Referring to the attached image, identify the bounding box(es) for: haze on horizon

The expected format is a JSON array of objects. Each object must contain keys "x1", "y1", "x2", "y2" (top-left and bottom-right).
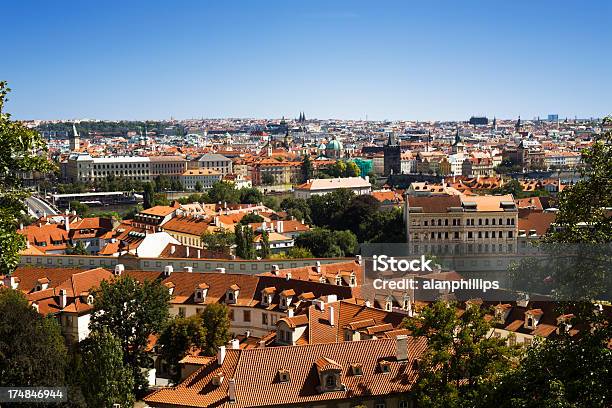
[{"x1": 2, "y1": 0, "x2": 611, "y2": 121}]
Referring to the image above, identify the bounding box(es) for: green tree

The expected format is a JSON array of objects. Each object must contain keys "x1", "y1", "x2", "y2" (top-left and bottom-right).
[
  {"x1": 294, "y1": 228, "x2": 357, "y2": 257},
  {"x1": 143, "y1": 183, "x2": 155, "y2": 209},
  {"x1": 261, "y1": 173, "x2": 275, "y2": 185},
  {"x1": 403, "y1": 301, "x2": 515, "y2": 408},
  {"x1": 200, "y1": 304, "x2": 231, "y2": 356},
  {"x1": 301, "y1": 154, "x2": 313, "y2": 182},
  {"x1": 259, "y1": 229, "x2": 271, "y2": 259},
  {"x1": 239, "y1": 187, "x2": 263, "y2": 204},
  {"x1": 69, "y1": 201, "x2": 89, "y2": 217},
  {"x1": 280, "y1": 197, "x2": 311, "y2": 223},
  {"x1": 307, "y1": 189, "x2": 355, "y2": 228},
  {"x1": 154, "y1": 175, "x2": 172, "y2": 192},
  {"x1": 209, "y1": 181, "x2": 240, "y2": 204},
  {"x1": 79, "y1": 329, "x2": 135, "y2": 408},
  {"x1": 158, "y1": 315, "x2": 207, "y2": 384},
  {"x1": 90, "y1": 275, "x2": 170, "y2": 395},
  {"x1": 234, "y1": 224, "x2": 255, "y2": 259},
  {"x1": 0, "y1": 288, "x2": 67, "y2": 388},
  {"x1": 345, "y1": 161, "x2": 361, "y2": 177},
  {"x1": 66, "y1": 240, "x2": 88, "y2": 255},
  {"x1": 0, "y1": 82, "x2": 55, "y2": 274},
  {"x1": 497, "y1": 119, "x2": 612, "y2": 408},
  {"x1": 194, "y1": 181, "x2": 203, "y2": 192},
  {"x1": 239, "y1": 213, "x2": 264, "y2": 225},
  {"x1": 286, "y1": 246, "x2": 314, "y2": 258},
  {"x1": 201, "y1": 228, "x2": 235, "y2": 254}
]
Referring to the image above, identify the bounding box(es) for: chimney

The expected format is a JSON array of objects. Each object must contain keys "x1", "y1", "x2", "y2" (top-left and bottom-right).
[
  {"x1": 301, "y1": 219, "x2": 305, "y2": 225},
  {"x1": 272, "y1": 264, "x2": 280, "y2": 275},
  {"x1": 32, "y1": 302, "x2": 39, "y2": 313},
  {"x1": 258, "y1": 339, "x2": 266, "y2": 348},
  {"x1": 65, "y1": 216, "x2": 70, "y2": 232},
  {"x1": 164, "y1": 265, "x2": 173, "y2": 276},
  {"x1": 355, "y1": 254, "x2": 362, "y2": 265},
  {"x1": 277, "y1": 221, "x2": 283, "y2": 233},
  {"x1": 316, "y1": 261, "x2": 321, "y2": 274},
  {"x1": 170, "y1": 245, "x2": 176, "y2": 255},
  {"x1": 10, "y1": 276, "x2": 19, "y2": 290},
  {"x1": 261, "y1": 221, "x2": 267, "y2": 231},
  {"x1": 58, "y1": 289, "x2": 67, "y2": 309},
  {"x1": 228, "y1": 378, "x2": 236, "y2": 403},
  {"x1": 287, "y1": 308, "x2": 294, "y2": 317},
  {"x1": 217, "y1": 345, "x2": 226, "y2": 365},
  {"x1": 329, "y1": 305, "x2": 335, "y2": 326},
  {"x1": 186, "y1": 246, "x2": 190, "y2": 257},
  {"x1": 216, "y1": 267, "x2": 226, "y2": 274},
  {"x1": 365, "y1": 299, "x2": 371, "y2": 307},
  {"x1": 245, "y1": 330, "x2": 251, "y2": 338},
  {"x1": 184, "y1": 266, "x2": 193, "y2": 273},
  {"x1": 396, "y1": 334, "x2": 408, "y2": 361},
  {"x1": 285, "y1": 272, "x2": 292, "y2": 281},
  {"x1": 19, "y1": 223, "x2": 24, "y2": 230},
  {"x1": 228, "y1": 338, "x2": 240, "y2": 350},
  {"x1": 197, "y1": 249, "x2": 201, "y2": 258},
  {"x1": 114, "y1": 264, "x2": 125, "y2": 276}
]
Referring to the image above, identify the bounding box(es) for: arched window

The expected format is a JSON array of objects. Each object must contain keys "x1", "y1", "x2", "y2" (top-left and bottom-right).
[{"x1": 325, "y1": 374, "x2": 337, "y2": 388}]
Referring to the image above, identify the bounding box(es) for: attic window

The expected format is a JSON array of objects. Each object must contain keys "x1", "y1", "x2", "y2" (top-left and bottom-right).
[
  {"x1": 87, "y1": 295, "x2": 94, "y2": 305},
  {"x1": 350, "y1": 363, "x2": 363, "y2": 376},
  {"x1": 212, "y1": 372, "x2": 224, "y2": 386},
  {"x1": 335, "y1": 275, "x2": 342, "y2": 285},
  {"x1": 278, "y1": 369, "x2": 290, "y2": 383},
  {"x1": 379, "y1": 360, "x2": 391, "y2": 373}
]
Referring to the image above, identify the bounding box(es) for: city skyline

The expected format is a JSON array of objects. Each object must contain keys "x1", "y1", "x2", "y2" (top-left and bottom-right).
[{"x1": 3, "y1": 0, "x2": 611, "y2": 121}]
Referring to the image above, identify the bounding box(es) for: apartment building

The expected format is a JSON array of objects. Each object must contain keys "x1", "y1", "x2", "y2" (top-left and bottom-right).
[
  {"x1": 405, "y1": 194, "x2": 518, "y2": 255},
  {"x1": 63, "y1": 153, "x2": 187, "y2": 183},
  {"x1": 180, "y1": 168, "x2": 223, "y2": 190},
  {"x1": 195, "y1": 153, "x2": 233, "y2": 175}
]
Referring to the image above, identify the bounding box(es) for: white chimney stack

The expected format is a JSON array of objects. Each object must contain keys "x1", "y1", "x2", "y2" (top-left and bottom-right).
[
  {"x1": 329, "y1": 305, "x2": 335, "y2": 326},
  {"x1": 228, "y1": 338, "x2": 240, "y2": 350},
  {"x1": 184, "y1": 266, "x2": 193, "y2": 272},
  {"x1": 272, "y1": 264, "x2": 280, "y2": 275},
  {"x1": 197, "y1": 249, "x2": 201, "y2": 258},
  {"x1": 170, "y1": 245, "x2": 176, "y2": 255},
  {"x1": 186, "y1": 246, "x2": 190, "y2": 257},
  {"x1": 355, "y1": 254, "x2": 362, "y2": 265},
  {"x1": 396, "y1": 334, "x2": 408, "y2": 361},
  {"x1": 216, "y1": 267, "x2": 226, "y2": 274},
  {"x1": 64, "y1": 216, "x2": 70, "y2": 232},
  {"x1": 114, "y1": 264, "x2": 125, "y2": 276},
  {"x1": 58, "y1": 289, "x2": 67, "y2": 309},
  {"x1": 277, "y1": 221, "x2": 283, "y2": 233},
  {"x1": 287, "y1": 308, "x2": 294, "y2": 317},
  {"x1": 316, "y1": 261, "x2": 321, "y2": 274},
  {"x1": 217, "y1": 345, "x2": 226, "y2": 365},
  {"x1": 164, "y1": 265, "x2": 173, "y2": 276}
]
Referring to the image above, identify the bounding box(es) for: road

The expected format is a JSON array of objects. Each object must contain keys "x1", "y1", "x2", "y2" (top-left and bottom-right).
[{"x1": 25, "y1": 196, "x2": 58, "y2": 218}]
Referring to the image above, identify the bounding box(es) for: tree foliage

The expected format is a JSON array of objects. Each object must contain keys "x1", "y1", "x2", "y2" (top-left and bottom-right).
[
  {"x1": 294, "y1": 228, "x2": 358, "y2": 257},
  {"x1": 0, "y1": 288, "x2": 67, "y2": 388},
  {"x1": 78, "y1": 329, "x2": 135, "y2": 408},
  {"x1": 158, "y1": 315, "x2": 207, "y2": 384},
  {"x1": 403, "y1": 301, "x2": 515, "y2": 408},
  {"x1": 0, "y1": 82, "x2": 55, "y2": 274},
  {"x1": 200, "y1": 304, "x2": 231, "y2": 356},
  {"x1": 89, "y1": 275, "x2": 170, "y2": 395},
  {"x1": 234, "y1": 224, "x2": 256, "y2": 259},
  {"x1": 201, "y1": 228, "x2": 235, "y2": 254}
]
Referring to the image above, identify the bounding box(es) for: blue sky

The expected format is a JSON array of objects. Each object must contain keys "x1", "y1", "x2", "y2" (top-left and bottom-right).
[{"x1": 2, "y1": 0, "x2": 610, "y2": 120}]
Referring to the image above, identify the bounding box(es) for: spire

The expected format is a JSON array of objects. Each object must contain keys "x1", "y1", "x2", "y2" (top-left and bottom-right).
[
  {"x1": 516, "y1": 115, "x2": 522, "y2": 131},
  {"x1": 493, "y1": 116, "x2": 497, "y2": 131}
]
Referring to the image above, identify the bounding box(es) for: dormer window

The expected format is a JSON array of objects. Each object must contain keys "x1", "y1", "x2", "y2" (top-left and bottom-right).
[
  {"x1": 279, "y1": 289, "x2": 295, "y2": 310},
  {"x1": 261, "y1": 287, "x2": 276, "y2": 306},
  {"x1": 335, "y1": 275, "x2": 342, "y2": 286},
  {"x1": 350, "y1": 363, "x2": 363, "y2": 376},
  {"x1": 315, "y1": 357, "x2": 344, "y2": 393},
  {"x1": 195, "y1": 283, "x2": 209, "y2": 303},
  {"x1": 385, "y1": 296, "x2": 393, "y2": 312},
  {"x1": 278, "y1": 369, "x2": 290, "y2": 383},
  {"x1": 349, "y1": 273, "x2": 357, "y2": 287},
  {"x1": 164, "y1": 282, "x2": 175, "y2": 296},
  {"x1": 379, "y1": 360, "x2": 392, "y2": 374},
  {"x1": 87, "y1": 295, "x2": 94, "y2": 305},
  {"x1": 319, "y1": 276, "x2": 326, "y2": 284},
  {"x1": 226, "y1": 284, "x2": 239, "y2": 304},
  {"x1": 525, "y1": 309, "x2": 543, "y2": 329},
  {"x1": 212, "y1": 372, "x2": 224, "y2": 386}
]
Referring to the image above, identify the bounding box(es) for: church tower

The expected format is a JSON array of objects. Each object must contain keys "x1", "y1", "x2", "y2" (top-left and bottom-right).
[
  {"x1": 451, "y1": 128, "x2": 465, "y2": 155},
  {"x1": 70, "y1": 123, "x2": 80, "y2": 152}
]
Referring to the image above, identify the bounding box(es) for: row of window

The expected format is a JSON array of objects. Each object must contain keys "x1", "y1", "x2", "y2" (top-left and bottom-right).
[{"x1": 418, "y1": 217, "x2": 516, "y2": 227}]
